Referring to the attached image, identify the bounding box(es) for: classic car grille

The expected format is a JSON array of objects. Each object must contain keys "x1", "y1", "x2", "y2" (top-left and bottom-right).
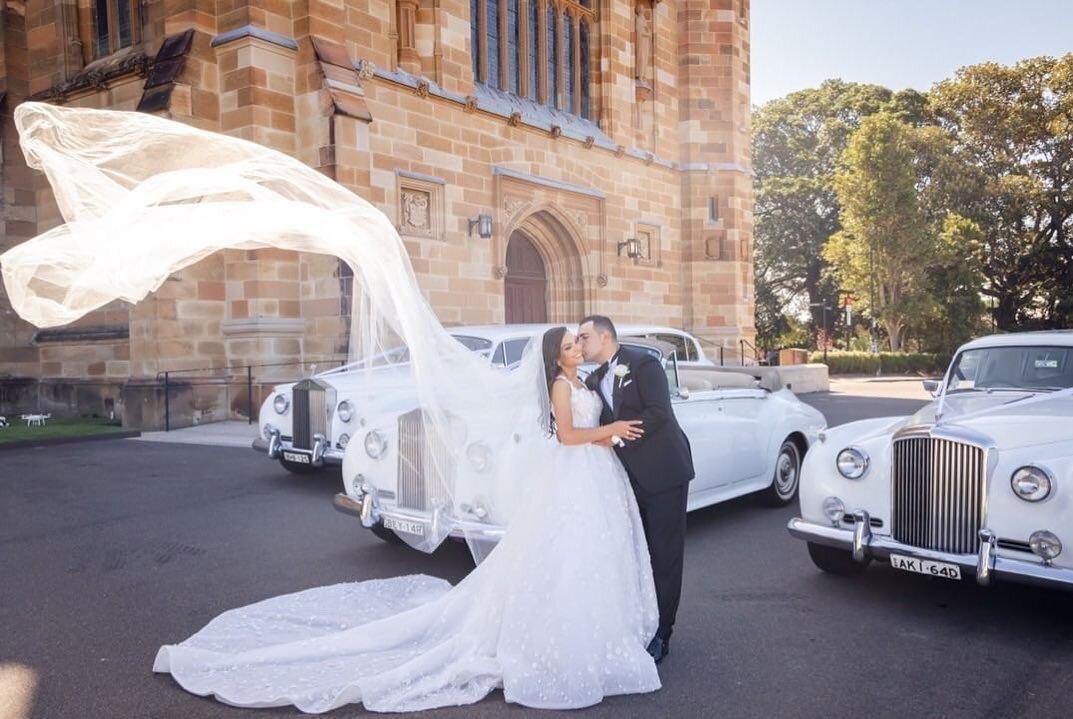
[
  {"x1": 892, "y1": 436, "x2": 986, "y2": 554},
  {"x1": 397, "y1": 410, "x2": 454, "y2": 512},
  {"x1": 292, "y1": 383, "x2": 328, "y2": 450}
]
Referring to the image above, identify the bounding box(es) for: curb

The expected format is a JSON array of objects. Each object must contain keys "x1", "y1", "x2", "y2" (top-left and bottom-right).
[{"x1": 0, "y1": 430, "x2": 142, "y2": 451}]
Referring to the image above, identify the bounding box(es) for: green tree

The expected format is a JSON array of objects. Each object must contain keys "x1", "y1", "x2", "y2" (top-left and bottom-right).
[
  {"x1": 752, "y1": 80, "x2": 895, "y2": 346},
  {"x1": 914, "y1": 214, "x2": 988, "y2": 352},
  {"x1": 930, "y1": 55, "x2": 1073, "y2": 329},
  {"x1": 825, "y1": 113, "x2": 932, "y2": 351}
]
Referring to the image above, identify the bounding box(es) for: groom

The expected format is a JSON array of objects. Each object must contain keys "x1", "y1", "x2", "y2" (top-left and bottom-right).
[{"x1": 578, "y1": 315, "x2": 694, "y2": 664}]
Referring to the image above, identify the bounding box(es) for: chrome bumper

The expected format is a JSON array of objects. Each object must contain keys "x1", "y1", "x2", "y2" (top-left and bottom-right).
[
  {"x1": 332, "y1": 491, "x2": 506, "y2": 541},
  {"x1": 252, "y1": 429, "x2": 343, "y2": 466},
  {"x1": 788, "y1": 511, "x2": 1073, "y2": 592}
]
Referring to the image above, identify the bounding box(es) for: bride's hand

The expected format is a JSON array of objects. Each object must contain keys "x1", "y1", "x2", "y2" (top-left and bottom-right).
[{"x1": 610, "y1": 419, "x2": 644, "y2": 442}]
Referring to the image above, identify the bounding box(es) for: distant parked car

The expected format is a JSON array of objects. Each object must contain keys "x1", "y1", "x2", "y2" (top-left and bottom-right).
[{"x1": 788, "y1": 330, "x2": 1073, "y2": 592}]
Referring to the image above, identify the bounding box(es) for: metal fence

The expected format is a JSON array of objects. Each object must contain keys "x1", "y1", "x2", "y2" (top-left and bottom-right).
[{"x1": 157, "y1": 357, "x2": 348, "y2": 431}]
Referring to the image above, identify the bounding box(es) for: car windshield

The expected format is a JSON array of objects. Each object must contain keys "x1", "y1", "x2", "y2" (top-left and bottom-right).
[{"x1": 946, "y1": 345, "x2": 1073, "y2": 393}]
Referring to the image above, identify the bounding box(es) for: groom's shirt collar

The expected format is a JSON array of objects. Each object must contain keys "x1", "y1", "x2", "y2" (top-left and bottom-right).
[{"x1": 599, "y1": 348, "x2": 620, "y2": 409}]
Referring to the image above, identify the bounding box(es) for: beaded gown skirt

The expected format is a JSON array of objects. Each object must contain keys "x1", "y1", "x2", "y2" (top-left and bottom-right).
[{"x1": 153, "y1": 383, "x2": 660, "y2": 713}]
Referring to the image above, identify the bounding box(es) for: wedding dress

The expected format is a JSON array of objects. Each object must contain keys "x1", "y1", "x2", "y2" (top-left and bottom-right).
[{"x1": 153, "y1": 378, "x2": 660, "y2": 713}]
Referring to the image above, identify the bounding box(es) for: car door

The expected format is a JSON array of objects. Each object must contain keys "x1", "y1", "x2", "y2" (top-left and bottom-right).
[
  {"x1": 714, "y1": 387, "x2": 768, "y2": 482},
  {"x1": 663, "y1": 353, "x2": 736, "y2": 493}
]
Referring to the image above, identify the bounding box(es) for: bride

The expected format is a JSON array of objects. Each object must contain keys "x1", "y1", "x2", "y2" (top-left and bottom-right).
[
  {"x1": 152, "y1": 327, "x2": 660, "y2": 712},
  {"x1": 1, "y1": 103, "x2": 663, "y2": 713}
]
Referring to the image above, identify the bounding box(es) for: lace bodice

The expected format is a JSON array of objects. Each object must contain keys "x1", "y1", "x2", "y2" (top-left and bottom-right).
[{"x1": 554, "y1": 377, "x2": 604, "y2": 429}]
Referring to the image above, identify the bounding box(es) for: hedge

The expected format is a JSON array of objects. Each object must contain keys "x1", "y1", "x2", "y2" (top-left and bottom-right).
[{"x1": 807, "y1": 351, "x2": 950, "y2": 375}]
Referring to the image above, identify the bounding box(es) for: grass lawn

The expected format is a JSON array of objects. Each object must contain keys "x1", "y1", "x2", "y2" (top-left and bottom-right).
[{"x1": 0, "y1": 416, "x2": 130, "y2": 444}]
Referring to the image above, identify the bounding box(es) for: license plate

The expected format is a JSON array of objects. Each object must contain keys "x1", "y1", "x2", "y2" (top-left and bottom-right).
[
  {"x1": 890, "y1": 554, "x2": 962, "y2": 580},
  {"x1": 383, "y1": 516, "x2": 425, "y2": 537},
  {"x1": 282, "y1": 451, "x2": 310, "y2": 464}
]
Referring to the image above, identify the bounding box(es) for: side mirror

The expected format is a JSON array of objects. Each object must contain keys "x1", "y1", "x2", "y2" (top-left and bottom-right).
[
  {"x1": 675, "y1": 387, "x2": 690, "y2": 400},
  {"x1": 922, "y1": 379, "x2": 940, "y2": 396}
]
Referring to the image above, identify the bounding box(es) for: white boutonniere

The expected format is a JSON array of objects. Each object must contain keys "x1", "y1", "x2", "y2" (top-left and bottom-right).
[{"x1": 614, "y1": 364, "x2": 631, "y2": 390}]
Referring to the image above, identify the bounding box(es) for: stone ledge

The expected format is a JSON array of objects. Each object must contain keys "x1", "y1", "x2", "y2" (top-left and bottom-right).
[
  {"x1": 493, "y1": 167, "x2": 606, "y2": 199},
  {"x1": 34, "y1": 326, "x2": 130, "y2": 343},
  {"x1": 211, "y1": 25, "x2": 299, "y2": 51},
  {"x1": 221, "y1": 318, "x2": 306, "y2": 337}
]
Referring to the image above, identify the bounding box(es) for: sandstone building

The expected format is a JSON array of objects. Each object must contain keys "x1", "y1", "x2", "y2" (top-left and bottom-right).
[{"x1": 0, "y1": 0, "x2": 754, "y2": 428}]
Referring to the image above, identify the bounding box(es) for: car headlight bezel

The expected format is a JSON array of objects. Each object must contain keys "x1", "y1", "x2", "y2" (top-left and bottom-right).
[
  {"x1": 1029, "y1": 530, "x2": 1062, "y2": 560},
  {"x1": 836, "y1": 446, "x2": 869, "y2": 480},
  {"x1": 466, "y1": 441, "x2": 493, "y2": 473},
  {"x1": 364, "y1": 430, "x2": 388, "y2": 459},
  {"x1": 822, "y1": 496, "x2": 845, "y2": 524},
  {"x1": 273, "y1": 394, "x2": 289, "y2": 415},
  {"x1": 337, "y1": 400, "x2": 354, "y2": 423},
  {"x1": 1010, "y1": 465, "x2": 1053, "y2": 503}
]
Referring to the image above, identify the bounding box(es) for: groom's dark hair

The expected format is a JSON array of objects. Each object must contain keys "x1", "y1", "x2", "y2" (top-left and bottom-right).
[{"x1": 580, "y1": 314, "x2": 617, "y2": 340}]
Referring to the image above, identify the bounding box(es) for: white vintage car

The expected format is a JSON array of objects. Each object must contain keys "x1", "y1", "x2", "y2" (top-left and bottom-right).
[
  {"x1": 334, "y1": 337, "x2": 826, "y2": 548},
  {"x1": 252, "y1": 324, "x2": 715, "y2": 474},
  {"x1": 789, "y1": 330, "x2": 1073, "y2": 592}
]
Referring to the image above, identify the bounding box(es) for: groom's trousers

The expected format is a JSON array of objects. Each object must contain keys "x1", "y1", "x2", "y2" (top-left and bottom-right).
[{"x1": 634, "y1": 483, "x2": 689, "y2": 641}]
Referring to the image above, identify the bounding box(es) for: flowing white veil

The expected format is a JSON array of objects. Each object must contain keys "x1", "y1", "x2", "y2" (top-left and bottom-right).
[{"x1": 1, "y1": 102, "x2": 560, "y2": 556}]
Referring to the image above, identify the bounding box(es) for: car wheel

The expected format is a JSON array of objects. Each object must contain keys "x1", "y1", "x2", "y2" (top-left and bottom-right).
[
  {"x1": 760, "y1": 438, "x2": 801, "y2": 507},
  {"x1": 278, "y1": 457, "x2": 321, "y2": 475},
  {"x1": 370, "y1": 522, "x2": 405, "y2": 545},
  {"x1": 807, "y1": 542, "x2": 869, "y2": 575}
]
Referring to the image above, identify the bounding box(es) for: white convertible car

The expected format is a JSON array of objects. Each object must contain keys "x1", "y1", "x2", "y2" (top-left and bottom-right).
[
  {"x1": 333, "y1": 337, "x2": 826, "y2": 548},
  {"x1": 252, "y1": 324, "x2": 714, "y2": 474},
  {"x1": 789, "y1": 330, "x2": 1073, "y2": 592}
]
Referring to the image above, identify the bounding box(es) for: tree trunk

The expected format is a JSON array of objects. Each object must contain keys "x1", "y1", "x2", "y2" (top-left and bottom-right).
[{"x1": 886, "y1": 322, "x2": 904, "y2": 352}]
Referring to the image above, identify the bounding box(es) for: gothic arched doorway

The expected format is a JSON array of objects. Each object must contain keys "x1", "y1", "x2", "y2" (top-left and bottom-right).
[{"x1": 504, "y1": 232, "x2": 548, "y2": 323}]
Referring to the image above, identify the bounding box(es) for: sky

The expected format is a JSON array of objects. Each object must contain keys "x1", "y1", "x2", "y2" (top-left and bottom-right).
[{"x1": 751, "y1": 0, "x2": 1073, "y2": 107}]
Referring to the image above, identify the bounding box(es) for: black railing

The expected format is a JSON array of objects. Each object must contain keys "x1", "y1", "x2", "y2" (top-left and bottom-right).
[
  {"x1": 739, "y1": 338, "x2": 759, "y2": 367},
  {"x1": 156, "y1": 358, "x2": 347, "y2": 432}
]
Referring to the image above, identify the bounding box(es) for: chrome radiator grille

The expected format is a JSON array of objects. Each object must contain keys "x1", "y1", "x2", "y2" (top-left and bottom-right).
[
  {"x1": 892, "y1": 436, "x2": 986, "y2": 554},
  {"x1": 292, "y1": 382, "x2": 328, "y2": 450},
  {"x1": 397, "y1": 410, "x2": 454, "y2": 512}
]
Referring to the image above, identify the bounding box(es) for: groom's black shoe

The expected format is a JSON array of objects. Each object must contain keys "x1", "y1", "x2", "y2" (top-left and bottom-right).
[{"x1": 646, "y1": 637, "x2": 669, "y2": 664}]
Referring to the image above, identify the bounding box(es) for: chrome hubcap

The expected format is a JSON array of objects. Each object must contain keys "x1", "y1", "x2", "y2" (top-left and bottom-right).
[{"x1": 776, "y1": 448, "x2": 798, "y2": 495}]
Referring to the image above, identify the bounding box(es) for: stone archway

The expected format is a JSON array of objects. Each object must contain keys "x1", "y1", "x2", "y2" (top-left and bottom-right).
[{"x1": 503, "y1": 209, "x2": 585, "y2": 323}]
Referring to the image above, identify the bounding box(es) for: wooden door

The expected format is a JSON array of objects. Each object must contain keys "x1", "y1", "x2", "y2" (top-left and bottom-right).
[{"x1": 504, "y1": 233, "x2": 548, "y2": 323}]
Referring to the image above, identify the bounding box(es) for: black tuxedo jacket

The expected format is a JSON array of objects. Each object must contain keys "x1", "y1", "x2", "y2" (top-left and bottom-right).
[{"x1": 585, "y1": 345, "x2": 694, "y2": 496}]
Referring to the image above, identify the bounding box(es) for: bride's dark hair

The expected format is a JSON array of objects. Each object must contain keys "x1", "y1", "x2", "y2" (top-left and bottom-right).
[{"x1": 541, "y1": 326, "x2": 568, "y2": 430}]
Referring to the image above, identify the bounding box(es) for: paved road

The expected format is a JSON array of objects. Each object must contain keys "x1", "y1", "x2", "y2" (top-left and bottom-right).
[{"x1": 2, "y1": 392, "x2": 1071, "y2": 719}]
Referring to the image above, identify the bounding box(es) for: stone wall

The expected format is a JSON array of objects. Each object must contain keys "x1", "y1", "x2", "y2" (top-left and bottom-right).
[{"x1": 0, "y1": 0, "x2": 755, "y2": 430}]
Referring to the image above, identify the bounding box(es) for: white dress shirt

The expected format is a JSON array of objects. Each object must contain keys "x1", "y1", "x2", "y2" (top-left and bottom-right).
[{"x1": 599, "y1": 355, "x2": 618, "y2": 412}]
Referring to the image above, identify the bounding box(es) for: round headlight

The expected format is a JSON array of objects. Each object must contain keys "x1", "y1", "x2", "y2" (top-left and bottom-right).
[
  {"x1": 337, "y1": 433, "x2": 350, "y2": 449},
  {"x1": 262, "y1": 423, "x2": 276, "y2": 440},
  {"x1": 836, "y1": 447, "x2": 869, "y2": 479},
  {"x1": 466, "y1": 442, "x2": 493, "y2": 473},
  {"x1": 1011, "y1": 466, "x2": 1053, "y2": 502},
  {"x1": 273, "y1": 394, "x2": 289, "y2": 415},
  {"x1": 337, "y1": 400, "x2": 354, "y2": 423},
  {"x1": 822, "y1": 496, "x2": 845, "y2": 524},
  {"x1": 364, "y1": 430, "x2": 387, "y2": 459},
  {"x1": 1029, "y1": 530, "x2": 1062, "y2": 560}
]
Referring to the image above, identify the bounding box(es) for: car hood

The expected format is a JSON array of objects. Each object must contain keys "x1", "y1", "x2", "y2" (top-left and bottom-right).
[
  {"x1": 905, "y1": 391, "x2": 1073, "y2": 450},
  {"x1": 273, "y1": 364, "x2": 416, "y2": 396}
]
